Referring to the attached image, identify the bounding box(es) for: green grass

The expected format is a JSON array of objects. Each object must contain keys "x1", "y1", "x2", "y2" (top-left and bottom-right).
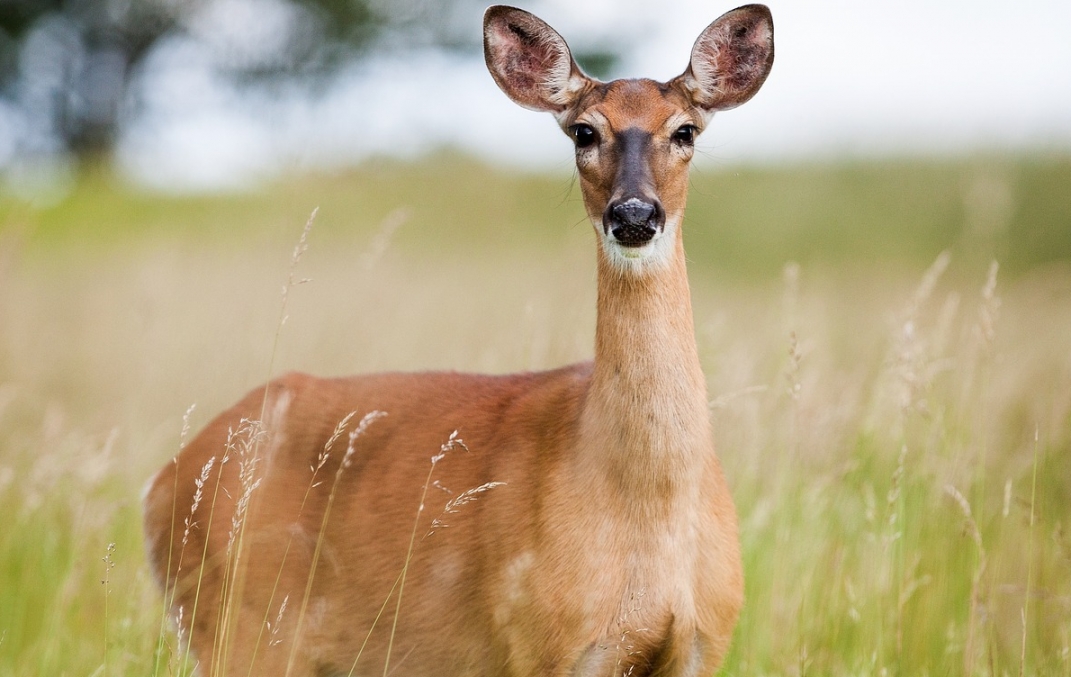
[
  {"x1": 0, "y1": 154, "x2": 1069, "y2": 675},
  {"x1": 13, "y1": 153, "x2": 1071, "y2": 276}
]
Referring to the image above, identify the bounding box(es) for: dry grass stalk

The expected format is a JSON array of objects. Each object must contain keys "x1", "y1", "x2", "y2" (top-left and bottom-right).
[
  {"x1": 945, "y1": 483, "x2": 988, "y2": 676},
  {"x1": 284, "y1": 410, "x2": 386, "y2": 677}
]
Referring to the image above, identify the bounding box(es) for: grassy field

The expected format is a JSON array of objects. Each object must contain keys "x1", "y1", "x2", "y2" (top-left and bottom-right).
[{"x1": 0, "y1": 154, "x2": 1069, "y2": 675}]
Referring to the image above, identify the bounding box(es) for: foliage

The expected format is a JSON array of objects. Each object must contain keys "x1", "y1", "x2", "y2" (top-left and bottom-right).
[{"x1": 0, "y1": 0, "x2": 483, "y2": 158}]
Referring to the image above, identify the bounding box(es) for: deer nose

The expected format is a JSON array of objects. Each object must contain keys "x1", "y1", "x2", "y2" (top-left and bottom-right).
[{"x1": 605, "y1": 197, "x2": 663, "y2": 246}]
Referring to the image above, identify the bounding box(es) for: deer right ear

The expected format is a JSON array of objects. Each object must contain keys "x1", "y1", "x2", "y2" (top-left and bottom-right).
[
  {"x1": 483, "y1": 6, "x2": 590, "y2": 115},
  {"x1": 673, "y1": 4, "x2": 774, "y2": 113}
]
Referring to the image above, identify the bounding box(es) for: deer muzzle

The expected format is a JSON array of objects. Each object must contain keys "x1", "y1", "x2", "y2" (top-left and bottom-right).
[{"x1": 602, "y1": 127, "x2": 666, "y2": 246}]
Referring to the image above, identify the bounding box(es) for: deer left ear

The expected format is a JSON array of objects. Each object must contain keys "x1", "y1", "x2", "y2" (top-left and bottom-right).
[
  {"x1": 484, "y1": 5, "x2": 591, "y2": 115},
  {"x1": 673, "y1": 4, "x2": 774, "y2": 113}
]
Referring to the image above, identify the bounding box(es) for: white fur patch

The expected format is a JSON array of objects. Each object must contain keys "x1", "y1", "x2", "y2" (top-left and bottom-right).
[{"x1": 494, "y1": 550, "x2": 535, "y2": 627}]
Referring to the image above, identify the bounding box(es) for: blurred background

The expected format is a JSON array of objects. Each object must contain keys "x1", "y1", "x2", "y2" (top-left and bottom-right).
[
  {"x1": 1, "y1": 0, "x2": 1070, "y2": 193},
  {"x1": 1, "y1": 1, "x2": 1070, "y2": 675}
]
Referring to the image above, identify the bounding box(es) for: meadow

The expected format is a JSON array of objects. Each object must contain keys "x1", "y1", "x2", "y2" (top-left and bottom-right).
[{"x1": 0, "y1": 153, "x2": 1069, "y2": 675}]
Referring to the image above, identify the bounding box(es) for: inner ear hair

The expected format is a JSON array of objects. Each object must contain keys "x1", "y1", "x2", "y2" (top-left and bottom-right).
[
  {"x1": 483, "y1": 6, "x2": 585, "y2": 113},
  {"x1": 679, "y1": 4, "x2": 774, "y2": 112}
]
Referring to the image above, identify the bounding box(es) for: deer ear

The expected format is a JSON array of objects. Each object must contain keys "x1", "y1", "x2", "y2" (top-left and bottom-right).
[
  {"x1": 673, "y1": 4, "x2": 774, "y2": 113},
  {"x1": 484, "y1": 5, "x2": 590, "y2": 114}
]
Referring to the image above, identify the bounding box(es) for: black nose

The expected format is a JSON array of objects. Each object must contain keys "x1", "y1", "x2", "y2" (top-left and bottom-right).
[
  {"x1": 613, "y1": 199, "x2": 655, "y2": 227},
  {"x1": 605, "y1": 198, "x2": 663, "y2": 246}
]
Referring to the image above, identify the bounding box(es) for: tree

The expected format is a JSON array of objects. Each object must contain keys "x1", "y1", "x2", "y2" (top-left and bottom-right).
[{"x1": 0, "y1": 0, "x2": 483, "y2": 163}]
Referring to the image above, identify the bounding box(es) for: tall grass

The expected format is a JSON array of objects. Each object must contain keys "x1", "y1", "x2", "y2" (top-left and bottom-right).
[{"x1": 0, "y1": 157, "x2": 1068, "y2": 675}]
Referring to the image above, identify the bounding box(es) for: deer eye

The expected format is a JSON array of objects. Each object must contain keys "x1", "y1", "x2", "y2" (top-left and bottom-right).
[
  {"x1": 569, "y1": 124, "x2": 597, "y2": 149},
  {"x1": 672, "y1": 124, "x2": 697, "y2": 146}
]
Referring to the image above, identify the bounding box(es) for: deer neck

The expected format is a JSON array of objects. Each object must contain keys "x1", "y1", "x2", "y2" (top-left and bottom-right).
[{"x1": 576, "y1": 231, "x2": 711, "y2": 509}]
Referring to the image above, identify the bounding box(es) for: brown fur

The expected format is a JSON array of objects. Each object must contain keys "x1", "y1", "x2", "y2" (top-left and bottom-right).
[{"x1": 143, "y1": 5, "x2": 773, "y2": 676}]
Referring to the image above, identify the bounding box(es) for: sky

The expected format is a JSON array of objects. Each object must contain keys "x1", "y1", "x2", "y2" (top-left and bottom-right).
[{"x1": 26, "y1": 0, "x2": 1071, "y2": 191}]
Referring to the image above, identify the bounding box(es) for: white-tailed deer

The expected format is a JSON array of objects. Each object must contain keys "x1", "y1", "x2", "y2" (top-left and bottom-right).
[{"x1": 144, "y1": 5, "x2": 774, "y2": 676}]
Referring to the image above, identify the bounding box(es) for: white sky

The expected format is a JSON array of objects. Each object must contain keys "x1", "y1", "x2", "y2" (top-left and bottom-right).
[{"x1": 116, "y1": 0, "x2": 1071, "y2": 191}]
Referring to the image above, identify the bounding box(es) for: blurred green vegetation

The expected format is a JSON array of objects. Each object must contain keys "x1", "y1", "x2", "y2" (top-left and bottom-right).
[
  {"x1": 6, "y1": 153, "x2": 1069, "y2": 279},
  {"x1": 688, "y1": 155, "x2": 1071, "y2": 277}
]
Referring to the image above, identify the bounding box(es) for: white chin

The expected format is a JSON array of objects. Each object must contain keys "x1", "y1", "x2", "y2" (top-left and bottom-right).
[
  {"x1": 616, "y1": 244, "x2": 652, "y2": 259},
  {"x1": 602, "y1": 231, "x2": 673, "y2": 271}
]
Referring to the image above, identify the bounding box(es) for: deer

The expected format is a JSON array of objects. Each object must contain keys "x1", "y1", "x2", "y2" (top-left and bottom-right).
[{"x1": 143, "y1": 4, "x2": 774, "y2": 676}]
